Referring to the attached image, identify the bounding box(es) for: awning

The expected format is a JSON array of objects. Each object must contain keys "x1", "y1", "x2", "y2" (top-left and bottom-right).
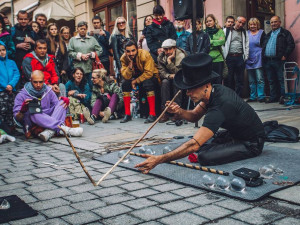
[
  {"x1": 14, "y1": 1, "x2": 40, "y2": 15},
  {"x1": 33, "y1": 0, "x2": 74, "y2": 21}
]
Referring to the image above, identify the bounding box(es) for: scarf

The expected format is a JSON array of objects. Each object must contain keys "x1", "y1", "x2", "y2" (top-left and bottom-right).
[
  {"x1": 206, "y1": 26, "x2": 219, "y2": 39},
  {"x1": 153, "y1": 17, "x2": 167, "y2": 25},
  {"x1": 24, "y1": 82, "x2": 47, "y2": 98}
]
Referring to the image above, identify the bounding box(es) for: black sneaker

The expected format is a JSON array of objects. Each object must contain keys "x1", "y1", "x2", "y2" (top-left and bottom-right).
[
  {"x1": 120, "y1": 115, "x2": 132, "y2": 123},
  {"x1": 258, "y1": 98, "x2": 266, "y2": 103},
  {"x1": 144, "y1": 115, "x2": 157, "y2": 124}
]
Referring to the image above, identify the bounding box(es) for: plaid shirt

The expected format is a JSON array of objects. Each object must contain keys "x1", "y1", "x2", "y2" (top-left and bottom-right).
[{"x1": 265, "y1": 28, "x2": 281, "y2": 57}]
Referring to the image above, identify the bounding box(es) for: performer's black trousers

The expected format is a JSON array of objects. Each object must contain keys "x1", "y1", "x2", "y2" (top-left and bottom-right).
[{"x1": 198, "y1": 130, "x2": 264, "y2": 166}]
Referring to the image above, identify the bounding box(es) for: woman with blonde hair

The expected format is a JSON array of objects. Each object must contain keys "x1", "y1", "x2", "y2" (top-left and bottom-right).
[
  {"x1": 246, "y1": 17, "x2": 266, "y2": 102},
  {"x1": 204, "y1": 14, "x2": 225, "y2": 84},
  {"x1": 59, "y1": 26, "x2": 72, "y2": 48},
  {"x1": 90, "y1": 69, "x2": 123, "y2": 123},
  {"x1": 46, "y1": 23, "x2": 69, "y2": 83},
  {"x1": 109, "y1": 17, "x2": 134, "y2": 80}
]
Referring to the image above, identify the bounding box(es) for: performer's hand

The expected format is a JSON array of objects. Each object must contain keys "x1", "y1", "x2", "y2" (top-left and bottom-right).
[
  {"x1": 131, "y1": 79, "x2": 137, "y2": 90},
  {"x1": 20, "y1": 99, "x2": 32, "y2": 113},
  {"x1": 68, "y1": 90, "x2": 76, "y2": 96},
  {"x1": 166, "y1": 101, "x2": 182, "y2": 114},
  {"x1": 59, "y1": 97, "x2": 69, "y2": 109},
  {"x1": 135, "y1": 154, "x2": 162, "y2": 174}
]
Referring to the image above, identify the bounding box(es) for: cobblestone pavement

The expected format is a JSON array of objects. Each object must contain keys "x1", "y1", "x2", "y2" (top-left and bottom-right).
[{"x1": 1, "y1": 102, "x2": 300, "y2": 225}]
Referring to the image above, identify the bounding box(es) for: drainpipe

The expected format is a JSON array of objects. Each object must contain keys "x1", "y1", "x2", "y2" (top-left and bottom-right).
[{"x1": 11, "y1": 0, "x2": 14, "y2": 26}]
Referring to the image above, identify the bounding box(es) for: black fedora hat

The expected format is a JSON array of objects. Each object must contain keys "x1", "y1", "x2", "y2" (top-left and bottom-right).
[{"x1": 174, "y1": 53, "x2": 220, "y2": 90}]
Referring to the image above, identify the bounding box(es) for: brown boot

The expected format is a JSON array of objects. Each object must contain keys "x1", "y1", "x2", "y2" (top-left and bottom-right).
[{"x1": 159, "y1": 113, "x2": 169, "y2": 123}]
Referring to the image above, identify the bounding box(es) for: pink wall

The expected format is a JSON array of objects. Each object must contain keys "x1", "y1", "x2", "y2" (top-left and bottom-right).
[
  {"x1": 285, "y1": 0, "x2": 300, "y2": 65},
  {"x1": 204, "y1": 0, "x2": 223, "y2": 26}
]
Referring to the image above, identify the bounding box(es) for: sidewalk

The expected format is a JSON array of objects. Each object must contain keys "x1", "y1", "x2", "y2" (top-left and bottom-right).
[{"x1": 0, "y1": 101, "x2": 300, "y2": 225}]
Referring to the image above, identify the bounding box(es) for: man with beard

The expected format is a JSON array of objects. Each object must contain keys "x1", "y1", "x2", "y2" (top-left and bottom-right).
[
  {"x1": 120, "y1": 40, "x2": 160, "y2": 124},
  {"x1": 174, "y1": 19, "x2": 190, "y2": 50},
  {"x1": 157, "y1": 39, "x2": 186, "y2": 123}
]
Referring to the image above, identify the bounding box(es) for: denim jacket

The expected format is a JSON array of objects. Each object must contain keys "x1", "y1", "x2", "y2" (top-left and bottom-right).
[{"x1": 176, "y1": 29, "x2": 191, "y2": 50}]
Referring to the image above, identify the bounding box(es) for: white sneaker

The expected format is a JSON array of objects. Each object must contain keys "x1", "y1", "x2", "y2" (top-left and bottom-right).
[
  {"x1": 60, "y1": 125, "x2": 83, "y2": 137},
  {"x1": 38, "y1": 129, "x2": 55, "y2": 142},
  {"x1": 102, "y1": 107, "x2": 111, "y2": 123},
  {"x1": 83, "y1": 107, "x2": 95, "y2": 125}
]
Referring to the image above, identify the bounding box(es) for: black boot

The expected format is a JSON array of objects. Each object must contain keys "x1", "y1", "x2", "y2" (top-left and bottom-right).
[
  {"x1": 144, "y1": 115, "x2": 157, "y2": 124},
  {"x1": 120, "y1": 115, "x2": 132, "y2": 123}
]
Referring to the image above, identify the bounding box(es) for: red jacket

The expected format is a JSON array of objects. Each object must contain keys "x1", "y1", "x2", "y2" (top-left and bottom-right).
[{"x1": 22, "y1": 52, "x2": 58, "y2": 85}]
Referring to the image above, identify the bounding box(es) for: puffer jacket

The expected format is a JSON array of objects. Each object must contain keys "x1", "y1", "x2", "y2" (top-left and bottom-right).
[{"x1": 120, "y1": 49, "x2": 160, "y2": 84}]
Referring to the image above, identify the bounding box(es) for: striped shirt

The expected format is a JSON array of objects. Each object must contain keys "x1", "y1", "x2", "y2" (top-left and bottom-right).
[{"x1": 265, "y1": 28, "x2": 281, "y2": 57}]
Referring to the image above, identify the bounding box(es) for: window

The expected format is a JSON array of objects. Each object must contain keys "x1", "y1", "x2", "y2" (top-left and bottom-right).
[{"x1": 126, "y1": 0, "x2": 137, "y2": 40}]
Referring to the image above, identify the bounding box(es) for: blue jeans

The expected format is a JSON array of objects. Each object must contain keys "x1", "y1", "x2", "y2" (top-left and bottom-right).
[
  {"x1": 247, "y1": 68, "x2": 265, "y2": 100},
  {"x1": 226, "y1": 55, "x2": 245, "y2": 97},
  {"x1": 263, "y1": 59, "x2": 285, "y2": 101}
]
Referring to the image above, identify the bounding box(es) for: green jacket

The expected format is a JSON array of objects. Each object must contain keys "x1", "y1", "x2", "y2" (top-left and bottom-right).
[
  {"x1": 91, "y1": 81, "x2": 123, "y2": 110},
  {"x1": 205, "y1": 28, "x2": 225, "y2": 63}
]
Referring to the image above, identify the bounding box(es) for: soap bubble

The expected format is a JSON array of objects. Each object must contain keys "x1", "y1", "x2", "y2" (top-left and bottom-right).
[
  {"x1": 145, "y1": 148, "x2": 155, "y2": 155},
  {"x1": 117, "y1": 150, "x2": 131, "y2": 163},
  {"x1": 216, "y1": 176, "x2": 230, "y2": 190},
  {"x1": 163, "y1": 145, "x2": 172, "y2": 154},
  {"x1": 0, "y1": 199, "x2": 10, "y2": 210},
  {"x1": 230, "y1": 178, "x2": 246, "y2": 192},
  {"x1": 202, "y1": 174, "x2": 215, "y2": 188},
  {"x1": 138, "y1": 145, "x2": 146, "y2": 154},
  {"x1": 259, "y1": 165, "x2": 274, "y2": 179}
]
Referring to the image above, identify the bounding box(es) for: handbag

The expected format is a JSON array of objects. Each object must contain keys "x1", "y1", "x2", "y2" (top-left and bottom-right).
[{"x1": 92, "y1": 53, "x2": 105, "y2": 70}]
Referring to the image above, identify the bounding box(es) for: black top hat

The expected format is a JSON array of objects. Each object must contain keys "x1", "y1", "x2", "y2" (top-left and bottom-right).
[{"x1": 174, "y1": 53, "x2": 220, "y2": 90}]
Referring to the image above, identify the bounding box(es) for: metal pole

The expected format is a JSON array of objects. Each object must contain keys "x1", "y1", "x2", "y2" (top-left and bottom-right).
[{"x1": 11, "y1": 0, "x2": 14, "y2": 26}]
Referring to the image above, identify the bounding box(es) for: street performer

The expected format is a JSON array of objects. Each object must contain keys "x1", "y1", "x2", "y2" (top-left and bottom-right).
[{"x1": 135, "y1": 53, "x2": 265, "y2": 173}]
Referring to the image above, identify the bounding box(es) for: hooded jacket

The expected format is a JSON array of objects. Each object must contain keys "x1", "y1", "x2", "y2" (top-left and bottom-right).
[
  {"x1": 0, "y1": 31, "x2": 15, "y2": 59},
  {"x1": 22, "y1": 52, "x2": 59, "y2": 85},
  {"x1": 0, "y1": 41, "x2": 20, "y2": 92}
]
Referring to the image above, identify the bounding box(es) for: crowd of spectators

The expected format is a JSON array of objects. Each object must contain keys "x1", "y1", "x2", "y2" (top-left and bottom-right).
[{"x1": 0, "y1": 5, "x2": 296, "y2": 142}]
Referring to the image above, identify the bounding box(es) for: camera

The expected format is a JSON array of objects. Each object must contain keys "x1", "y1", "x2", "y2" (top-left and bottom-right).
[{"x1": 28, "y1": 99, "x2": 42, "y2": 114}]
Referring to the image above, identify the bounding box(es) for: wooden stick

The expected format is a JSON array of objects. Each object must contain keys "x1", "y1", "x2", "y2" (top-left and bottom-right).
[
  {"x1": 129, "y1": 152, "x2": 230, "y2": 176},
  {"x1": 58, "y1": 126, "x2": 97, "y2": 186},
  {"x1": 96, "y1": 90, "x2": 182, "y2": 186}
]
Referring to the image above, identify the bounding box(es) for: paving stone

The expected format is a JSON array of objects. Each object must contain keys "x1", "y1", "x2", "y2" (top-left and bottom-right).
[
  {"x1": 50, "y1": 174, "x2": 76, "y2": 182},
  {"x1": 34, "y1": 170, "x2": 70, "y2": 178},
  {"x1": 271, "y1": 186, "x2": 300, "y2": 205},
  {"x1": 191, "y1": 204, "x2": 233, "y2": 220},
  {"x1": 171, "y1": 187, "x2": 205, "y2": 197},
  {"x1": 147, "y1": 192, "x2": 181, "y2": 203},
  {"x1": 102, "y1": 193, "x2": 136, "y2": 204},
  {"x1": 68, "y1": 183, "x2": 98, "y2": 193},
  {"x1": 160, "y1": 200, "x2": 197, "y2": 213},
  {"x1": 56, "y1": 178, "x2": 87, "y2": 188},
  {"x1": 151, "y1": 183, "x2": 184, "y2": 192},
  {"x1": 25, "y1": 179, "x2": 52, "y2": 186},
  {"x1": 130, "y1": 206, "x2": 170, "y2": 221},
  {"x1": 120, "y1": 182, "x2": 148, "y2": 191},
  {"x1": 92, "y1": 186, "x2": 126, "y2": 198},
  {"x1": 31, "y1": 167, "x2": 56, "y2": 174},
  {"x1": 62, "y1": 211, "x2": 100, "y2": 224},
  {"x1": 272, "y1": 217, "x2": 300, "y2": 225},
  {"x1": 122, "y1": 198, "x2": 157, "y2": 209},
  {"x1": 2, "y1": 170, "x2": 33, "y2": 178},
  {"x1": 0, "y1": 182, "x2": 27, "y2": 192},
  {"x1": 31, "y1": 198, "x2": 70, "y2": 210},
  {"x1": 26, "y1": 183, "x2": 58, "y2": 193},
  {"x1": 34, "y1": 188, "x2": 73, "y2": 200},
  {"x1": 10, "y1": 215, "x2": 46, "y2": 225},
  {"x1": 63, "y1": 192, "x2": 98, "y2": 203},
  {"x1": 205, "y1": 218, "x2": 249, "y2": 225},
  {"x1": 42, "y1": 205, "x2": 78, "y2": 218},
  {"x1": 4, "y1": 175, "x2": 36, "y2": 183},
  {"x1": 121, "y1": 175, "x2": 149, "y2": 183},
  {"x1": 231, "y1": 207, "x2": 284, "y2": 224},
  {"x1": 113, "y1": 170, "x2": 139, "y2": 177},
  {"x1": 185, "y1": 193, "x2": 224, "y2": 205},
  {"x1": 93, "y1": 204, "x2": 132, "y2": 218},
  {"x1": 159, "y1": 212, "x2": 208, "y2": 225},
  {"x1": 0, "y1": 188, "x2": 29, "y2": 197},
  {"x1": 20, "y1": 194, "x2": 38, "y2": 204},
  {"x1": 129, "y1": 188, "x2": 160, "y2": 198},
  {"x1": 139, "y1": 222, "x2": 163, "y2": 225},
  {"x1": 141, "y1": 178, "x2": 168, "y2": 186},
  {"x1": 71, "y1": 199, "x2": 106, "y2": 210},
  {"x1": 98, "y1": 178, "x2": 127, "y2": 187},
  {"x1": 101, "y1": 214, "x2": 143, "y2": 225},
  {"x1": 33, "y1": 218, "x2": 69, "y2": 225},
  {"x1": 215, "y1": 199, "x2": 253, "y2": 212}
]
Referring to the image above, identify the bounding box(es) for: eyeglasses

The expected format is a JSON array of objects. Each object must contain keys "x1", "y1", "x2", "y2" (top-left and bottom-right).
[
  {"x1": 91, "y1": 77, "x2": 98, "y2": 80},
  {"x1": 117, "y1": 21, "x2": 126, "y2": 25}
]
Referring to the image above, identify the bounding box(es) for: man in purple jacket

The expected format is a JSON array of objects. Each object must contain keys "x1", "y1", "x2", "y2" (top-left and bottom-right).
[{"x1": 13, "y1": 70, "x2": 83, "y2": 141}]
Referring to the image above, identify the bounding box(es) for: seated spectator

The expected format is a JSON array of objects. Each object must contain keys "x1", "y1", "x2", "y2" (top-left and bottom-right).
[
  {"x1": 0, "y1": 15, "x2": 15, "y2": 59},
  {"x1": 13, "y1": 70, "x2": 83, "y2": 142},
  {"x1": 31, "y1": 21, "x2": 44, "y2": 40},
  {"x1": 46, "y1": 23, "x2": 69, "y2": 83},
  {"x1": 185, "y1": 18, "x2": 210, "y2": 55},
  {"x1": 146, "y1": 5, "x2": 177, "y2": 63},
  {"x1": 12, "y1": 10, "x2": 35, "y2": 73},
  {"x1": 110, "y1": 17, "x2": 135, "y2": 81},
  {"x1": 120, "y1": 40, "x2": 160, "y2": 124},
  {"x1": 91, "y1": 69, "x2": 123, "y2": 123},
  {"x1": 0, "y1": 41, "x2": 20, "y2": 134},
  {"x1": 68, "y1": 21, "x2": 102, "y2": 88},
  {"x1": 157, "y1": 39, "x2": 186, "y2": 123},
  {"x1": 22, "y1": 39, "x2": 63, "y2": 96},
  {"x1": 204, "y1": 14, "x2": 225, "y2": 84},
  {"x1": 65, "y1": 67, "x2": 93, "y2": 124},
  {"x1": 174, "y1": 19, "x2": 190, "y2": 50},
  {"x1": 138, "y1": 15, "x2": 153, "y2": 51}
]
